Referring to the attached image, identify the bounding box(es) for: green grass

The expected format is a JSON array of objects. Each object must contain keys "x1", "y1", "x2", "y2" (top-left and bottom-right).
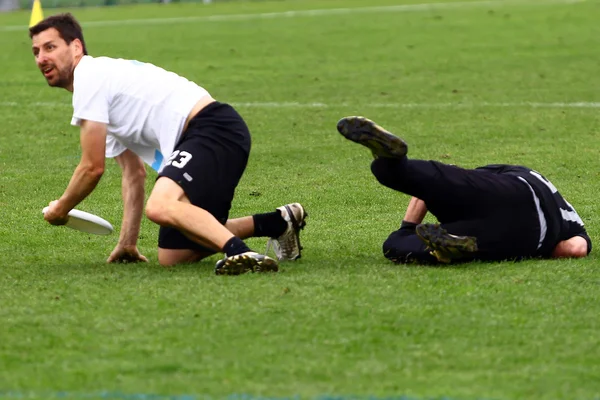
[{"x1": 1, "y1": 0, "x2": 600, "y2": 399}]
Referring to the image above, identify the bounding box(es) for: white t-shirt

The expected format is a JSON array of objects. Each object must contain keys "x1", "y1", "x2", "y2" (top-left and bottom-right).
[{"x1": 71, "y1": 55, "x2": 210, "y2": 171}]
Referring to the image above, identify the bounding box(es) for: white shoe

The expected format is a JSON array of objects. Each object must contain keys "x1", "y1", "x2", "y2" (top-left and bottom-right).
[{"x1": 266, "y1": 203, "x2": 307, "y2": 261}]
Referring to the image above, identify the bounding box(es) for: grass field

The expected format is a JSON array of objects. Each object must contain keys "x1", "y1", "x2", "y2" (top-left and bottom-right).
[{"x1": 1, "y1": 0, "x2": 600, "y2": 399}]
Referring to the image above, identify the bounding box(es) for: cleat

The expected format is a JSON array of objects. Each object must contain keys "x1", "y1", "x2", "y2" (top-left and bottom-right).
[
  {"x1": 336, "y1": 116, "x2": 408, "y2": 159},
  {"x1": 416, "y1": 223, "x2": 478, "y2": 264},
  {"x1": 215, "y1": 251, "x2": 279, "y2": 275},
  {"x1": 266, "y1": 203, "x2": 307, "y2": 261}
]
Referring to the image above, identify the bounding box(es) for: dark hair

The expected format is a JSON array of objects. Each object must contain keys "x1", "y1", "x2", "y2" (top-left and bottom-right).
[{"x1": 29, "y1": 13, "x2": 88, "y2": 55}]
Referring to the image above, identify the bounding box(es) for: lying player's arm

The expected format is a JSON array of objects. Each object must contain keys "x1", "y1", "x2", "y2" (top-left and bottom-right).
[
  {"x1": 402, "y1": 197, "x2": 428, "y2": 225},
  {"x1": 383, "y1": 197, "x2": 436, "y2": 264},
  {"x1": 44, "y1": 120, "x2": 107, "y2": 224},
  {"x1": 552, "y1": 236, "x2": 590, "y2": 258},
  {"x1": 107, "y1": 149, "x2": 148, "y2": 263}
]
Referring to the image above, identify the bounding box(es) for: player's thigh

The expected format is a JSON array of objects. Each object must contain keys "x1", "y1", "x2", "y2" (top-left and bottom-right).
[
  {"x1": 149, "y1": 176, "x2": 188, "y2": 203},
  {"x1": 146, "y1": 177, "x2": 189, "y2": 222},
  {"x1": 152, "y1": 191, "x2": 217, "y2": 258}
]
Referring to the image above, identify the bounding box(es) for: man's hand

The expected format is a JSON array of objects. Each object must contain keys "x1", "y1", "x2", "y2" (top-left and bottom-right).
[
  {"x1": 107, "y1": 244, "x2": 148, "y2": 263},
  {"x1": 43, "y1": 200, "x2": 70, "y2": 226}
]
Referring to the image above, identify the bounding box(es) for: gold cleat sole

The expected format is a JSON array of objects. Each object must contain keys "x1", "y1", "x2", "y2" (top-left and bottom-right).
[{"x1": 337, "y1": 116, "x2": 408, "y2": 159}]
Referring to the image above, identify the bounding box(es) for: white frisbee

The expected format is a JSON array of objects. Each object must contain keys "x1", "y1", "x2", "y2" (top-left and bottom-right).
[{"x1": 42, "y1": 207, "x2": 114, "y2": 235}]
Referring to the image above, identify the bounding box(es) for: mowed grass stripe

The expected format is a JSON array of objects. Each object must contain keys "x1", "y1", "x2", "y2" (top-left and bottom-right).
[
  {"x1": 3, "y1": 101, "x2": 600, "y2": 109},
  {"x1": 0, "y1": 0, "x2": 584, "y2": 31}
]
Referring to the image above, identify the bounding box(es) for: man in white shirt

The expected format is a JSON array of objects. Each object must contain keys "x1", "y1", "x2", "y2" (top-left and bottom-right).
[{"x1": 30, "y1": 13, "x2": 307, "y2": 274}]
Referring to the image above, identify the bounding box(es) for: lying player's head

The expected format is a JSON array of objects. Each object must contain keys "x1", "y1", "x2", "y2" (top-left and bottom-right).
[{"x1": 29, "y1": 13, "x2": 87, "y2": 90}]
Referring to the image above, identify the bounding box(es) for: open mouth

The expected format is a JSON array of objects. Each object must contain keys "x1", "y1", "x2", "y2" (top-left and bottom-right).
[{"x1": 41, "y1": 66, "x2": 54, "y2": 78}]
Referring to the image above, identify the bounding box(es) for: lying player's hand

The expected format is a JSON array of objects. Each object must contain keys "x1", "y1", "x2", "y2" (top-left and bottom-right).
[{"x1": 107, "y1": 245, "x2": 148, "y2": 263}]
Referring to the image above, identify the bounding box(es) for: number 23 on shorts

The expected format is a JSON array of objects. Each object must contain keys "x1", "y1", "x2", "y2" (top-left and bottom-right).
[{"x1": 165, "y1": 150, "x2": 193, "y2": 169}]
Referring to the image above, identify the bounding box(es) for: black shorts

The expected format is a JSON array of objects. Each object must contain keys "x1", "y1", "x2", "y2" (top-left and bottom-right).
[{"x1": 157, "y1": 101, "x2": 251, "y2": 251}]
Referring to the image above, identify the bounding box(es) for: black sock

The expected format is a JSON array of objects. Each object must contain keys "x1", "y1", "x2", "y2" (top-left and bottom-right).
[
  {"x1": 400, "y1": 220, "x2": 418, "y2": 231},
  {"x1": 253, "y1": 210, "x2": 287, "y2": 238},
  {"x1": 222, "y1": 236, "x2": 252, "y2": 257}
]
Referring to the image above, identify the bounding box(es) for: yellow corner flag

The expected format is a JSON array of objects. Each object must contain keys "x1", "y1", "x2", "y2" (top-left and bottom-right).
[{"x1": 29, "y1": 0, "x2": 44, "y2": 27}]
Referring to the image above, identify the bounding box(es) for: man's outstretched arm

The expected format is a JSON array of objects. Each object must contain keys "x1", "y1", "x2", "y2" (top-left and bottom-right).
[{"x1": 44, "y1": 120, "x2": 107, "y2": 224}]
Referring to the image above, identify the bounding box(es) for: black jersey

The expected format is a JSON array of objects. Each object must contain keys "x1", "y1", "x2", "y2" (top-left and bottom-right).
[{"x1": 476, "y1": 164, "x2": 591, "y2": 257}]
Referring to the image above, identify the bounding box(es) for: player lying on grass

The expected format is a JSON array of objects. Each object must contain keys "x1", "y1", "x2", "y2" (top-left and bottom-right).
[
  {"x1": 30, "y1": 13, "x2": 307, "y2": 275},
  {"x1": 337, "y1": 116, "x2": 591, "y2": 264}
]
